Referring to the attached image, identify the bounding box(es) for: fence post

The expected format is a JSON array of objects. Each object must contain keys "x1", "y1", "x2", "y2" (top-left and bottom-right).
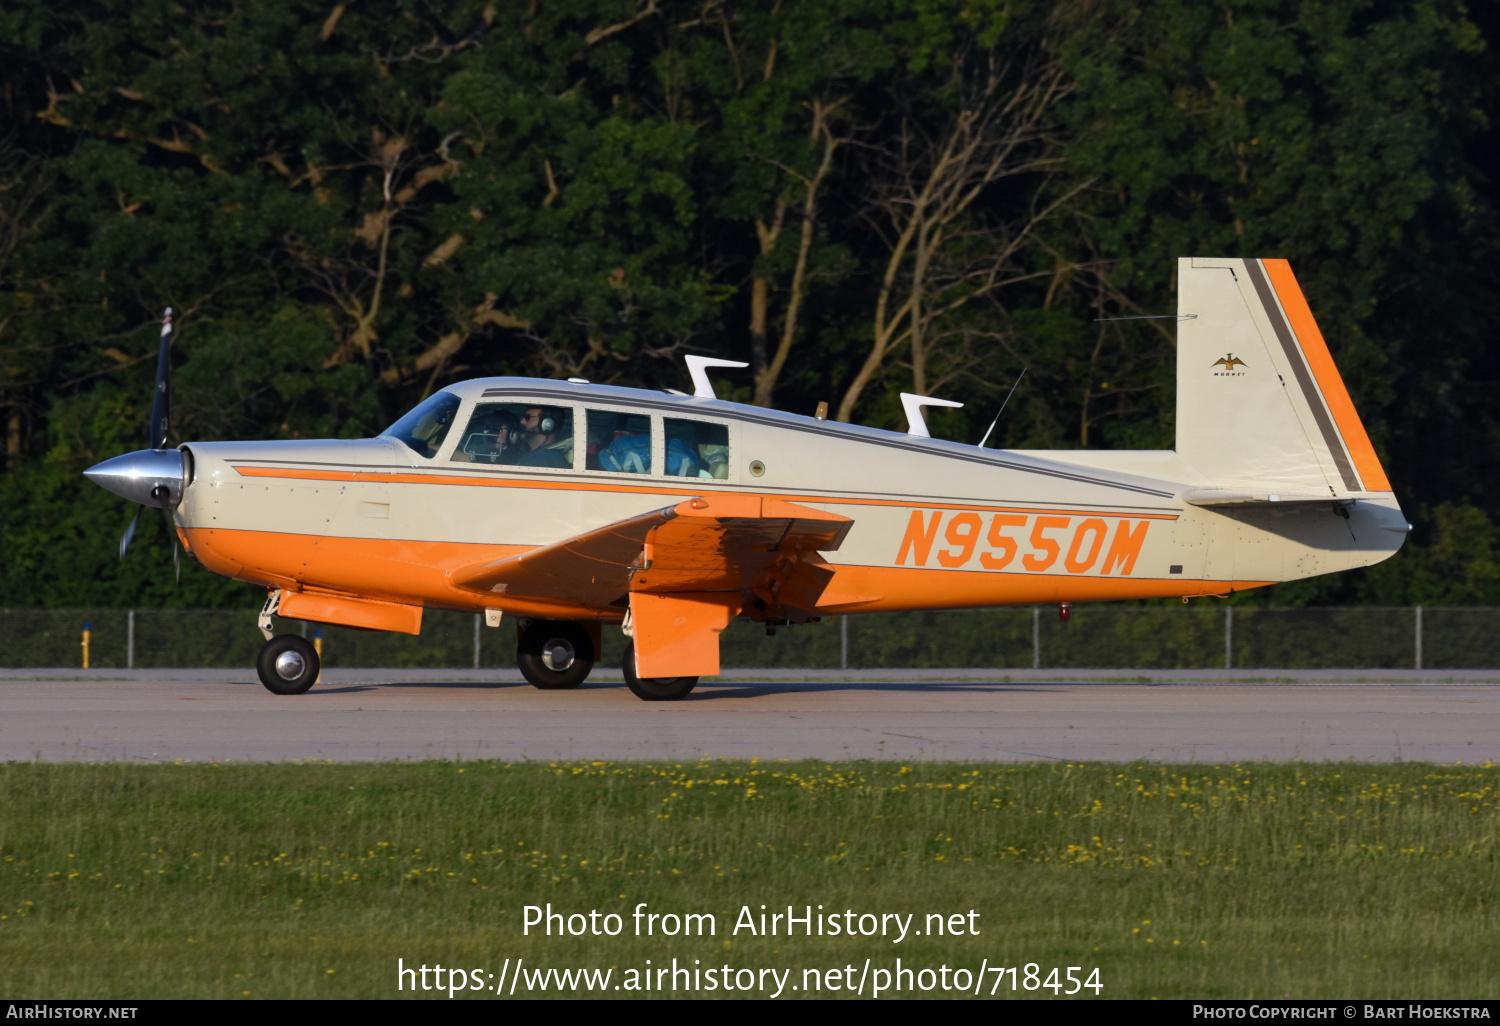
[
  {"x1": 127, "y1": 609, "x2": 135, "y2": 670},
  {"x1": 1415, "y1": 605, "x2": 1423, "y2": 671},
  {"x1": 473, "y1": 613, "x2": 481, "y2": 670},
  {"x1": 840, "y1": 616, "x2": 848, "y2": 670},
  {"x1": 1032, "y1": 606, "x2": 1040, "y2": 669},
  {"x1": 1224, "y1": 606, "x2": 1232, "y2": 670}
]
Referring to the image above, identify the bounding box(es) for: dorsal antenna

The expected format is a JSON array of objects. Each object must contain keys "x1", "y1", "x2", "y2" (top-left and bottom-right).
[
  {"x1": 900, "y1": 393, "x2": 963, "y2": 438},
  {"x1": 683, "y1": 356, "x2": 749, "y2": 399}
]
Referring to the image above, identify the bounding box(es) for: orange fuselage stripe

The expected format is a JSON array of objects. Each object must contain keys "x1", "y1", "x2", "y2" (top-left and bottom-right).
[
  {"x1": 183, "y1": 526, "x2": 1264, "y2": 621},
  {"x1": 229, "y1": 465, "x2": 1181, "y2": 521},
  {"x1": 1263, "y1": 260, "x2": 1391, "y2": 491}
]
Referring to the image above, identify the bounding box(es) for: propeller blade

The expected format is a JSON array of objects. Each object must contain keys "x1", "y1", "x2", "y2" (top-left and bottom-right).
[
  {"x1": 119, "y1": 506, "x2": 142, "y2": 559},
  {"x1": 149, "y1": 308, "x2": 173, "y2": 450},
  {"x1": 161, "y1": 507, "x2": 182, "y2": 584}
]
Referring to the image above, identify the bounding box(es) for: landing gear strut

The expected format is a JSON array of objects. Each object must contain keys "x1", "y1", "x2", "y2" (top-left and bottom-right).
[
  {"x1": 517, "y1": 620, "x2": 594, "y2": 689},
  {"x1": 621, "y1": 639, "x2": 698, "y2": 701},
  {"x1": 256, "y1": 635, "x2": 320, "y2": 695}
]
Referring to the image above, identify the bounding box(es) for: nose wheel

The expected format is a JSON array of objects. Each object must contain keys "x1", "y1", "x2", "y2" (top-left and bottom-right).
[
  {"x1": 621, "y1": 640, "x2": 698, "y2": 701},
  {"x1": 517, "y1": 621, "x2": 594, "y2": 689},
  {"x1": 256, "y1": 635, "x2": 320, "y2": 695}
]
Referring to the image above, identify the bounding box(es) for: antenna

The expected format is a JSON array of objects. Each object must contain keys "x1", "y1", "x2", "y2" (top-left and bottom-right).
[
  {"x1": 900, "y1": 393, "x2": 963, "y2": 438},
  {"x1": 683, "y1": 356, "x2": 748, "y2": 399},
  {"x1": 977, "y1": 368, "x2": 1026, "y2": 449}
]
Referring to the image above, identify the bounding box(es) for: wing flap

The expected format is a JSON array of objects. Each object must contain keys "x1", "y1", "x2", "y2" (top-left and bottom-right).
[{"x1": 630, "y1": 495, "x2": 853, "y2": 605}]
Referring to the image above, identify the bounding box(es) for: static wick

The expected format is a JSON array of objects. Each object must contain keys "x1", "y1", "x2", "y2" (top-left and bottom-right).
[
  {"x1": 1093, "y1": 313, "x2": 1197, "y2": 322},
  {"x1": 977, "y1": 368, "x2": 1027, "y2": 450}
]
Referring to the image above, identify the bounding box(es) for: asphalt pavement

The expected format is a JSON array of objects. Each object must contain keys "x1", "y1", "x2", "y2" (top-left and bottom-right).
[{"x1": 2, "y1": 667, "x2": 1496, "y2": 764}]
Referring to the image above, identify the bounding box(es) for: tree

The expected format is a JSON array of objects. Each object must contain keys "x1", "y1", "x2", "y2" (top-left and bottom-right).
[{"x1": 837, "y1": 34, "x2": 1078, "y2": 421}]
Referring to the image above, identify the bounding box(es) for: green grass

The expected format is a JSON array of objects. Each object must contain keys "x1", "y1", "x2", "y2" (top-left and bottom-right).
[{"x1": 1, "y1": 759, "x2": 1496, "y2": 999}]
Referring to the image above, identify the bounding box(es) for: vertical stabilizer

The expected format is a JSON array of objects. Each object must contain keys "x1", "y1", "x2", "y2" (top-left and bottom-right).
[{"x1": 1175, "y1": 257, "x2": 1391, "y2": 495}]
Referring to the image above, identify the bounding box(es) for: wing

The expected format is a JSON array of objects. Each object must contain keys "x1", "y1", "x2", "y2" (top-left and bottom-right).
[
  {"x1": 451, "y1": 505, "x2": 670, "y2": 610},
  {"x1": 450, "y1": 494, "x2": 853, "y2": 614}
]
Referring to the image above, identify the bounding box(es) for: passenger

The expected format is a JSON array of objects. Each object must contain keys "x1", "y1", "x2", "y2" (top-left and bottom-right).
[
  {"x1": 517, "y1": 406, "x2": 573, "y2": 468},
  {"x1": 699, "y1": 443, "x2": 730, "y2": 479}
]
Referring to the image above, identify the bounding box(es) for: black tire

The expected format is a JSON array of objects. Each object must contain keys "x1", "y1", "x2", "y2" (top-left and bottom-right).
[
  {"x1": 517, "y1": 620, "x2": 594, "y2": 690},
  {"x1": 621, "y1": 639, "x2": 698, "y2": 701},
  {"x1": 256, "y1": 635, "x2": 320, "y2": 695}
]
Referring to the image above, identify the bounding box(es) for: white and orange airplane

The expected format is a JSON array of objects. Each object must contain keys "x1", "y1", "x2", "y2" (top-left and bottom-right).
[{"x1": 86, "y1": 258, "x2": 1409, "y2": 699}]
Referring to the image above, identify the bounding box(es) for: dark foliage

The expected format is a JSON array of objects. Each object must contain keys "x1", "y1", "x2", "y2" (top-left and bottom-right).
[{"x1": 1, "y1": 0, "x2": 1494, "y2": 607}]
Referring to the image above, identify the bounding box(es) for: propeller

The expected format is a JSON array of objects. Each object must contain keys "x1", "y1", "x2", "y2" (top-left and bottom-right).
[{"x1": 83, "y1": 308, "x2": 188, "y2": 570}]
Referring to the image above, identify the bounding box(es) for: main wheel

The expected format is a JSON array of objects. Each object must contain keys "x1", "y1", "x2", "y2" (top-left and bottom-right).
[
  {"x1": 256, "y1": 635, "x2": 320, "y2": 695},
  {"x1": 621, "y1": 640, "x2": 698, "y2": 701},
  {"x1": 517, "y1": 620, "x2": 594, "y2": 690}
]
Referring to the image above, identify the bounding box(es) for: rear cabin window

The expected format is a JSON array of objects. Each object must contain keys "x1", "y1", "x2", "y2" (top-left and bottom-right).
[
  {"x1": 586, "y1": 409, "x2": 653, "y2": 474},
  {"x1": 664, "y1": 418, "x2": 730, "y2": 479},
  {"x1": 382, "y1": 391, "x2": 461, "y2": 459},
  {"x1": 450, "y1": 402, "x2": 575, "y2": 469}
]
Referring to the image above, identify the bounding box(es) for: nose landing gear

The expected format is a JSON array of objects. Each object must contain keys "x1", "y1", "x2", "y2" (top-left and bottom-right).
[
  {"x1": 517, "y1": 620, "x2": 595, "y2": 689},
  {"x1": 256, "y1": 635, "x2": 320, "y2": 695}
]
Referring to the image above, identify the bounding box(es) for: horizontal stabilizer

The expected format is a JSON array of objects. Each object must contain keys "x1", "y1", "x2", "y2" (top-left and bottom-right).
[{"x1": 1184, "y1": 490, "x2": 1343, "y2": 508}]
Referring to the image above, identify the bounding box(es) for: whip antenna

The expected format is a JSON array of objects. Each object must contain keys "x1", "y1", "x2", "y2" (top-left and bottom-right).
[{"x1": 977, "y1": 368, "x2": 1026, "y2": 449}]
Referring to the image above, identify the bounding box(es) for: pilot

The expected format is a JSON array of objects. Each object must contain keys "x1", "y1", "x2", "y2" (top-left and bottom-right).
[{"x1": 517, "y1": 406, "x2": 573, "y2": 468}]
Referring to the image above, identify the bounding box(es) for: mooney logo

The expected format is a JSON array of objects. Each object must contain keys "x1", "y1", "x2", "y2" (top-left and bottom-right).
[
  {"x1": 1212, "y1": 354, "x2": 1247, "y2": 376},
  {"x1": 895, "y1": 511, "x2": 1150, "y2": 575}
]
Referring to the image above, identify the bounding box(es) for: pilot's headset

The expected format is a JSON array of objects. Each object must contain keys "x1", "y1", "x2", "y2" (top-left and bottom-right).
[{"x1": 536, "y1": 408, "x2": 559, "y2": 434}]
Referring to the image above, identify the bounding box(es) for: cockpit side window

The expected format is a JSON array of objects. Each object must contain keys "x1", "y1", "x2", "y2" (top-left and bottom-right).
[
  {"x1": 451, "y1": 402, "x2": 576, "y2": 470},
  {"x1": 664, "y1": 418, "x2": 730, "y2": 479},
  {"x1": 381, "y1": 391, "x2": 461, "y2": 459},
  {"x1": 450, "y1": 403, "x2": 522, "y2": 465}
]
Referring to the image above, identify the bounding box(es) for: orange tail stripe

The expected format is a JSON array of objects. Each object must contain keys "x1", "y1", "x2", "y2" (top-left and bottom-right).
[{"x1": 1263, "y1": 260, "x2": 1391, "y2": 491}]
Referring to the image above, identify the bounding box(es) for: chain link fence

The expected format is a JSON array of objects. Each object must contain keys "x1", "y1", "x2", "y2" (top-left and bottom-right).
[{"x1": 2, "y1": 606, "x2": 1496, "y2": 670}]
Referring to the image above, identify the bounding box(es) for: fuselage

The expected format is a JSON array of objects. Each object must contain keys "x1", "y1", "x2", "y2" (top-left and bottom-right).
[{"x1": 173, "y1": 376, "x2": 1407, "y2": 622}]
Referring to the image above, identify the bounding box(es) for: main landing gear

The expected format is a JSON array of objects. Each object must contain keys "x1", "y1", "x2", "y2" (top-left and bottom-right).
[
  {"x1": 621, "y1": 639, "x2": 698, "y2": 701},
  {"x1": 517, "y1": 620, "x2": 595, "y2": 690},
  {"x1": 517, "y1": 621, "x2": 695, "y2": 699},
  {"x1": 256, "y1": 635, "x2": 320, "y2": 695}
]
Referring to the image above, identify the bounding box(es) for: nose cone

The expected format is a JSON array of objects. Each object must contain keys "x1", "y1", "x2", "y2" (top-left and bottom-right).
[{"x1": 83, "y1": 448, "x2": 186, "y2": 509}]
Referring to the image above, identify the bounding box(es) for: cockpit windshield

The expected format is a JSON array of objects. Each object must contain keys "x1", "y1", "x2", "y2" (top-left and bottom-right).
[{"x1": 381, "y1": 391, "x2": 462, "y2": 458}]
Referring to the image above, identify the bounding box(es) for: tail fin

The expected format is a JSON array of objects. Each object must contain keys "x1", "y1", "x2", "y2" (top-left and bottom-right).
[{"x1": 1176, "y1": 257, "x2": 1391, "y2": 496}]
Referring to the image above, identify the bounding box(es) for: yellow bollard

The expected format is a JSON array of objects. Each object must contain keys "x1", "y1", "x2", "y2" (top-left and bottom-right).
[
  {"x1": 81, "y1": 621, "x2": 91, "y2": 669},
  {"x1": 313, "y1": 629, "x2": 323, "y2": 683}
]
